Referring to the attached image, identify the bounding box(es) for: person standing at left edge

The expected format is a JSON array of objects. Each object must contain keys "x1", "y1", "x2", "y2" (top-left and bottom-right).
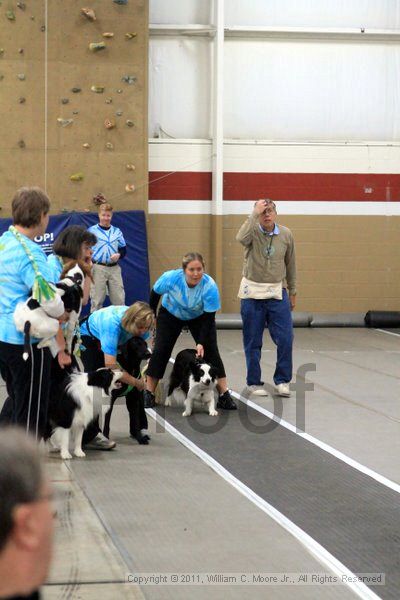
[
  {"x1": 88, "y1": 202, "x2": 127, "y2": 312},
  {"x1": 0, "y1": 187, "x2": 70, "y2": 440}
]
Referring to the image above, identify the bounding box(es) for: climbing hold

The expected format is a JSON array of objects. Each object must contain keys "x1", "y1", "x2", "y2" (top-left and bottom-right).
[
  {"x1": 61, "y1": 98, "x2": 69, "y2": 104},
  {"x1": 6, "y1": 10, "x2": 16, "y2": 21},
  {"x1": 125, "y1": 32, "x2": 137, "y2": 39},
  {"x1": 61, "y1": 208, "x2": 70, "y2": 213},
  {"x1": 102, "y1": 32, "x2": 114, "y2": 38},
  {"x1": 113, "y1": 0, "x2": 128, "y2": 4},
  {"x1": 116, "y1": 89, "x2": 123, "y2": 94},
  {"x1": 40, "y1": 25, "x2": 46, "y2": 32},
  {"x1": 72, "y1": 111, "x2": 79, "y2": 115},
  {"x1": 0, "y1": 49, "x2": 4, "y2": 56},
  {"x1": 89, "y1": 42, "x2": 106, "y2": 52},
  {"x1": 126, "y1": 164, "x2": 135, "y2": 171},
  {"x1": 81, "y1": 7, "x2": 96, "y2": 21},
  {"x1": 125, "y1": 184, "x2": 135, "y2": 193},
  {"x1": 115, "y1": 110, "x2": 123, "y2": 117},
  {"x1": 105, "y1": 97, "x2": 113, "y2": 104},
  {"x1": 71, "y1": 87, "x2": 81, "y2": 93},
  {"x1": 121, "y1": 75, "x2": 136, "y2": 85},
  {"x1": 91, "y1": 85, "x2": 105, "y2": 93},
  {"x1": 93, "y1": 192, "x2": 106, "y2": 206},
  {"x1": 70, "y1": 172, "x2": 84, "y2": 182},
  {"x1": 82, "y1": 143, "x2": 91, "y2": 149},
  {"x1": 18, "y1": 139, "x2": 25, "y2": 148},
  {"x1": 18, "y1": 48, "x2": 24, "y2": 54},
  {"x1": 57, "y1": 118, "x2": 73, "y2": 127},
  {"x1": 0, "y1": 75, "x2": 4, "y2": 81},
  {"x1": 17, "y1": 73, "x2": 25, "y2": 80},
  {"x1": 105, "y1": 142, "x2": 114, "y2": 150},
  {"x1": 104, "y1": 118, "x2": 115, "y2": 129},
  {"x1": 17, "y1": 2, "x2": 26, "y2": 9},
  {"x1": 19, "y1": 97, "x2": 26, "y2": 103},
  {"x1": 126, "y1": 119, "x2": 134, "y2": 127}
]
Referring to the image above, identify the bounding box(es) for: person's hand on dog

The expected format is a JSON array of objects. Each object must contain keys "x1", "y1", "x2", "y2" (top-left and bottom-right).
[
  {"x1": 58, "y1": 349, "x2": 72, "y2": 369},
  {"x1": 134, "y1": 377, "x2": 146, "y2": 391},
  {"x1": 196, "y1": 343, "x2": 204, "y2": 358},
  {"x1": 58, "y1": 311, "x2": 70, "y2": 323}
]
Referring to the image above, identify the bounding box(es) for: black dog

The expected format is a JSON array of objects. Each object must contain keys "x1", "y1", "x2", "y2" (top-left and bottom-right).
[{"x1": 103, "y1": 336, "x2": 152, "y2": 444}]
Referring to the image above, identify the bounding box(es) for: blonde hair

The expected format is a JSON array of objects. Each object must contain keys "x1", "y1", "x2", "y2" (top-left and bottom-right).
[
  {"x1": 121, "y1": 301, "x2": 154, "y2": 334},
  {"x1": 98, "y1": 202, "x2": 113, "y2": 213}
]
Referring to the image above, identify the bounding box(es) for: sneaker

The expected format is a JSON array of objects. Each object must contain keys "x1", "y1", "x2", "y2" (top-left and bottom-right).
[
  {"x1": 86, "y1": 433, "x2": 116, "y2": 451},
  {"x1": 143, "y1": 390, "x2": 156, "y2": 409},
  {"x1": 217, "y1": 390, "x2": 237, "y2": 410},
  {"x1": 245, "y1": 385, "x2": 268, "y2": 397},
  {"x1": 276, "y1": 383, "x2": 290, "y2": 397}
]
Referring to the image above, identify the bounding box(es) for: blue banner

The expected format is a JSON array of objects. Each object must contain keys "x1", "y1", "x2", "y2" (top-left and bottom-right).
[{"x1": 0, "y1": 211, "x2": 150, "y2": 306}]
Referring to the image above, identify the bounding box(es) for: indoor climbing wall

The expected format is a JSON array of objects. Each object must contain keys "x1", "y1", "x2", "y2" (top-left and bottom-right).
[{"x1": 0, "y1": 0, "x2": 148, "y2": 214}]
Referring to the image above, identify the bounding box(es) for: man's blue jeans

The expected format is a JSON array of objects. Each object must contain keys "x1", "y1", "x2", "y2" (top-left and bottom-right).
[{"x1": 240, "y1": 290, "x2": 293, "y2": 386}]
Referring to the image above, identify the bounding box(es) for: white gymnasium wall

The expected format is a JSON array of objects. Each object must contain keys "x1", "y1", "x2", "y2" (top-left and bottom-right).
[
  {"x1": 224, "y1": 0, "x2": 400, "y2": 28},
  {"x1": 149, "y1": 0, "x2": 212, "y2": 25},
  {"x1": 149, "y1": 38, "x2": 211, "y2": 139},
  {"x1": 224, "y1": 41, "x2": 400, "y2": 141},
  {"x1": 149, "y1": 1, "x2": 400, "y2": 142}
]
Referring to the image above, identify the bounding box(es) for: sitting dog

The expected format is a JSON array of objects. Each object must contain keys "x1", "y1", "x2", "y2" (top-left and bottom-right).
[
  {"x1": 46, "y1": 367, "x2": 123, "y2": 460},
  {"x1": 14, "y1": 261, "x2": 88, "y2": 360},
  {"x1": 103, "y1": 336, "x2": 152, "y2": 444},
  {"x1": 166, "y1": 349, "x2": 219, "y2": 417}
]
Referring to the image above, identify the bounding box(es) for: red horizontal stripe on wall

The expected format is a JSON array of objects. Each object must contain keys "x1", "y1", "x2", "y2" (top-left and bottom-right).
[
  {"x1": 149, "y1": 171, "x2": 212, "y2": 200},
  {"x1": 149, "y1": 172, "x2": 400, "y2": 202},
  {"x1": 224, "y1": 173, "x2": 400, "y2": 202}
]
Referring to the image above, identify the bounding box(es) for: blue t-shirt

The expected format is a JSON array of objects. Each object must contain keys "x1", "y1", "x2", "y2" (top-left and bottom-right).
[
  {"x1": 154, "y1": 269, "x2": 220, "y2": 321},
  {"x1": 80, "y1": 305, "x2": 149, "y2": 356},
  {"x1": 88, "y1": 224, "x2": 126, "y2": 264},
  {"x1": 0, "y1": 229, "x2": 52, "y2": 344},
  {"x1": 47, "y1": 253, "x2": 63, "y2": 284}
]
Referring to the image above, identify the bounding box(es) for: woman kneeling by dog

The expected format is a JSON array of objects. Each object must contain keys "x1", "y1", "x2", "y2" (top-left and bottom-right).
[
  {"x1": 80, "y1": 302, "x2": 155, "y2": 446},
  {"x1": 143, "y1": 252, "x2": 237, "y2": 411}
]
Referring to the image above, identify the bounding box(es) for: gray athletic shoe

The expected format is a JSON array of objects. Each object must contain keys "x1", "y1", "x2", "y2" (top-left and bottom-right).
[
  {"x1": 86, "y1": 433, "x2": 116, "y2": 451},
  {"x1": 275, "y1": 383, "x2": 290, "y2": 397},
  {"x1": 243, "y1": 385, "x2": 268, "y2": 397}
]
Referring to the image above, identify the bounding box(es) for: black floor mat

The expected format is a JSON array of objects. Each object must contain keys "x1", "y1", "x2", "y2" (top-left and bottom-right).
[{"x1": 156, "y1": 401, "x2": 400, "y2": 599}]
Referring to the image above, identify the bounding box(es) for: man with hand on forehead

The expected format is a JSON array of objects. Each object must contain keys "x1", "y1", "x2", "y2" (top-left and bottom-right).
[{"x1": 236, "y1": 199, "x2": 296, "y2": 398}]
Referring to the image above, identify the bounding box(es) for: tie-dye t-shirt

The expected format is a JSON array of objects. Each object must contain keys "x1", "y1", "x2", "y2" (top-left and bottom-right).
[{"x1": 153, "y1": 269, "x2": 220, "y2": 321}]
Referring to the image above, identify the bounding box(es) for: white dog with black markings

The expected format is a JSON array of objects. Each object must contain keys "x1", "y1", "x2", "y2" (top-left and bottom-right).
[
  {"x1": 14, "y1": 261, "x2": 87, "y2": 359},
  {"x1": 165, "y1": 349, "x2": 219, "y2": 417},
  {"x1": 45, "y1": 367, "x2": 123, "y2": 460}
]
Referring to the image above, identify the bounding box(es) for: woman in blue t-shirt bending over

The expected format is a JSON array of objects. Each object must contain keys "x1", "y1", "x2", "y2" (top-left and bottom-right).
[{"x1": 143, "y1": 252, "x2": 237, "y2": 411}]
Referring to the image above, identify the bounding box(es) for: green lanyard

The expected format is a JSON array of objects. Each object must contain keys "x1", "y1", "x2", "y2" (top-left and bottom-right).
[
  {"x1": 265, "y1": 234, "x2": 274, "y2": 259},
  {"x1": 9, "y1": 225, "x2": 56, "y2": 303}
]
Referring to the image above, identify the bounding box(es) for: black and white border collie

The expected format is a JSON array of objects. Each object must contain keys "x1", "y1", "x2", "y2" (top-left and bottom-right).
[
  {"x1": 14, "y1": 261, "x2": 87, "y2": 359},
  {"x1": 46, "y1": 368, "x2": 123, "y2": 460},
  {"x1": 165, "y1": 349, "x2": 219, "y2": 417}
]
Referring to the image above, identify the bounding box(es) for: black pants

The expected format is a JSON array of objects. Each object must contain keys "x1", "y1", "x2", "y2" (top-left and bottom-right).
[
  {"x1": 0, "y1": 341, "x2": 51, "y2": 440},
  {"x1": 103, "y1": 388, "x2": 148, "y2": 439},
  {"x1": 147, "y1": 306, "x2": 226, "y2": 380},
  {"x1": 81, "y1": 335, "x2": 147, "y2": 440},
  {"x1": 80, "y1": 335, "x2": 103, "y2": 443}
]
